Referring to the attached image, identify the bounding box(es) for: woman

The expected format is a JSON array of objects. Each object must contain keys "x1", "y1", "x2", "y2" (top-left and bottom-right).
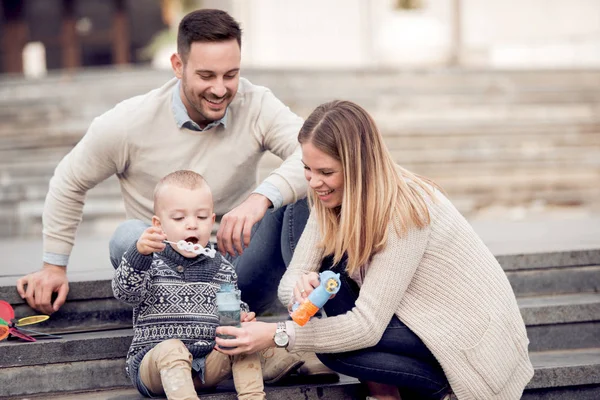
[{"x1": 215, "y1": 100, "x2": 534, "y2": 400}]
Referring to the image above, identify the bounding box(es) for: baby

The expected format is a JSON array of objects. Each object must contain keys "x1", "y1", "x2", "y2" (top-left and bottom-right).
[{"x1": 112, "y1": 170, "x2": 264, "y2": 399}]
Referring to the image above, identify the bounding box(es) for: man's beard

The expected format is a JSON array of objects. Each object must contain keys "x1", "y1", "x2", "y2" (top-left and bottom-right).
[{"x1": 182, "y1": 84, "x2": 229, "y2": 123}]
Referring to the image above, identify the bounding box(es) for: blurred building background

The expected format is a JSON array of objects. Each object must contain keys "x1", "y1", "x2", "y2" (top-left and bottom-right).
[
  {"x1": 2, "y1": 0, "x2": 600, "y2": 73},
  {"x1": 0, "y1": 0, "x2": 599, "y2": 242}
]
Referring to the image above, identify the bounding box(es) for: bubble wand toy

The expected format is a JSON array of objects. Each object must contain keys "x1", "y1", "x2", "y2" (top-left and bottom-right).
[
  {"x1": 291, "y1": 271, "x2": 341, "y2": 326},
  {"x1": 164, "y1": 240, "x2": 216, "y2": 258}
]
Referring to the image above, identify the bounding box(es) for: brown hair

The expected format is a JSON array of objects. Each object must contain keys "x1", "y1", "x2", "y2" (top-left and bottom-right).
[{"x1": 177, "y1": 9, "x2": 242, "y2": 62}]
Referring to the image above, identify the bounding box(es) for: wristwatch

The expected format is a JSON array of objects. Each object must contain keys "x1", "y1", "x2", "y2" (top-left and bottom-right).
[{"x1": 273, "y1": 321, "x2": 289, "y2": 348}]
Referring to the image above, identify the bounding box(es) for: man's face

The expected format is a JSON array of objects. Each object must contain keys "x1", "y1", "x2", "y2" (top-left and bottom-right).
[{"x1": 172, "y1": 39, "x2": 241, "y2": 128}]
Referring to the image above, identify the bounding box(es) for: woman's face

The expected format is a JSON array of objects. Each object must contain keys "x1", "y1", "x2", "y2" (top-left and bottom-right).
[{"x1": 301, "y1": 141, "x2": 344, "y2": 208}]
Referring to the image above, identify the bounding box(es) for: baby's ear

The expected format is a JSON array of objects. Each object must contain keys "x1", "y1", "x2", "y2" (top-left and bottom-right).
[
  {"x1": 211, "y1": 213, "x2": 216, "y2": 223},
  {"x1": 152, "y1": 215, "x2": 162, "y2": 228}
]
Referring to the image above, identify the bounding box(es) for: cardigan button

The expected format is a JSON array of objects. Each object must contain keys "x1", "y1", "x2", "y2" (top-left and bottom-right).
[{"x1": 176, "y1": 265, "x2": 184, "y2": 273}]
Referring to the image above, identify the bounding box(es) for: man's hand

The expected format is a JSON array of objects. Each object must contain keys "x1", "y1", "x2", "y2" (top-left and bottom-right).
[
  {"x1": 16, "y1": 264, "x2": 69, "y2": 315},
  {"x1": 137, "y1": 226, "x2": 167, "y2": 255},
  {"x1": 217, "y1": 193, "x2": 272, "y2": 257}
]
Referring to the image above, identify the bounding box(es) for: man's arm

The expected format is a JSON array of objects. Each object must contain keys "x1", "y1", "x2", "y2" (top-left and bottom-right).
[
  {"x1": 254, "y1": 90, "x2": 306, "y2": 207},
  {"x1": 217, "y1": 90, "x2": 306, "y2": 256},
  {"x1": 17, "y1": 114, "x2": 127, "y2": 314}
]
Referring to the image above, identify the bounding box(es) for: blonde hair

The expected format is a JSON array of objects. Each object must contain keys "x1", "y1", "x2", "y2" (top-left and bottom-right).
[
  {"x1": 153, "y1": 170, "x2": 210, "y2": 213},
  {"x1": 298, "y1": 100, "x2": 439, "y2": 276}
]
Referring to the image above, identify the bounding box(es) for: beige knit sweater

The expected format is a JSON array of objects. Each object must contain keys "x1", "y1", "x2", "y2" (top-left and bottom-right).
[
  {"x1": 278, "y1": 189, "x2": 534, "y2": 400},
  {"x1": 43, "y1": 77, "x2": 305, "y2": 259}
]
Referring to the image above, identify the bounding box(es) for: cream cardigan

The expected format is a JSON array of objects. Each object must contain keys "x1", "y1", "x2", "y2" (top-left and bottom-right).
[{"x1": 278, "y1": 189, "x2": 534, "y2": 400}]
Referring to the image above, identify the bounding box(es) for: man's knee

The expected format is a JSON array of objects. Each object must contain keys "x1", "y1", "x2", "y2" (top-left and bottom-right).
[{"x1": 109, "y1": 219, "x2": 149, "y2": 268}]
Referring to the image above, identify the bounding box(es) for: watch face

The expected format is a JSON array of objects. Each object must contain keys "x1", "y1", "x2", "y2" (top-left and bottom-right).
[{"x1": 274, "y1": 331, "x2": 289, "y2": 347}]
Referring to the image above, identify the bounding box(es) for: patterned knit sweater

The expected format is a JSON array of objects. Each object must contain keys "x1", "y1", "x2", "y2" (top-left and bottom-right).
[
  {"x1": 278, "y1": 188, "x2": 534, "y2": 400},
  {"x1": 112, "y1": 242, "x2": 248, "y2": 378}
]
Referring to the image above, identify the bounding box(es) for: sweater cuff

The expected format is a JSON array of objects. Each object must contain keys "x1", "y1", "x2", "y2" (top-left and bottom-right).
[
  {"x1": 263, "y1": 174, "x2": 297, "y2": 207},
  {"x1": 253, "y1": 181, "x2": 283, "y2": 210},
  {"x1": 285, "y1": 320, "x2": 297, "y2": 351},
  {"x1": 123, "y1": 242, "x2": 153, "y2": 271},
  {"x1": 43, "y1": 252, "x2": 69, "y2": 267},
  {"x1": 43, "y1": 234, "x2": 74, "y2": 264}
]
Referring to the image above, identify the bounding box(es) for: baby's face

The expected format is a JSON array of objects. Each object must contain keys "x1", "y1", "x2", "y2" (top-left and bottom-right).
[{"x1": 153, "y1": 184, "x2": 215, "y2": 258}]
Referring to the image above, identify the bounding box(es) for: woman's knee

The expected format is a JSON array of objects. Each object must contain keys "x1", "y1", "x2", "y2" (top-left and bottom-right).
[{"x1": 315, "y1": 353, "x2": 343, "y2": 372}]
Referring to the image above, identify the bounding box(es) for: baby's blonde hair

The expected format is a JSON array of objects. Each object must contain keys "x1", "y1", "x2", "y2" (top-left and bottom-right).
[{"x1": 153, "y1": 170, "x2": 210, "y2": 213}]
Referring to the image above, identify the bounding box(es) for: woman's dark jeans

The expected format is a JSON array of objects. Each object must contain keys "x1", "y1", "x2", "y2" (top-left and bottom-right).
[
  {"x1": 227, "y1": 198, "x2": 310, "y2": 314},
  {"x1": 317, "y1": 256, "x2": 450, "y2": 400}
]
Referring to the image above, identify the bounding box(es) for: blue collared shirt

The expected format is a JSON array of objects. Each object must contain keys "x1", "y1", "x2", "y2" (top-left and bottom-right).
[
  {"x1": 171, "y1": 80, "x2": 228, "y2": 131},
  {"x1": 170, "y1": 80, "x2": 283, "y2": 206}
]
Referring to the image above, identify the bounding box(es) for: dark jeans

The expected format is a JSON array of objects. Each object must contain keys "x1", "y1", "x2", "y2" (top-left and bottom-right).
[
  {"x1": 317, "y1": 256, "x2": 450, "y2": 400},
  {"x1": 227, "y1": 198, "x2": 309, "y2": 314},
  {"x1": 108, "y1": 198, "x2": 310, "y2": 315}
]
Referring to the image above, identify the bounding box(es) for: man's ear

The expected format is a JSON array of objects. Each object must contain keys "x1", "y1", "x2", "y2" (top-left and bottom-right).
[
  {"x1": 171, "y1": 53, "x2": 184, "y2": 79},
  {"x1": 152, "y1": 215, "x2": 161, "y2": 228}
]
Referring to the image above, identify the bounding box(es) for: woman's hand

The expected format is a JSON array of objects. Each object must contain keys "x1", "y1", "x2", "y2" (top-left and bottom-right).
[
  {"x1": 240, "y1": 311, "x2": 256, "y2": 322},
  {"x1": 292, "y1": 271, "x2": 320, "y2": 305},
  {"x1": 214, "y1": 321, "x2": 277, "y2": 355}
]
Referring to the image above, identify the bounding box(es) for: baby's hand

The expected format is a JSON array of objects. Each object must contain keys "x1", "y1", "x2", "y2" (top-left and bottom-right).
[
  {"x1": 240, "y1": 311, "x2": 256, "y2": 323},
  {"x1": 136, "y1": 226, "x2": 167, "y2": 255}
]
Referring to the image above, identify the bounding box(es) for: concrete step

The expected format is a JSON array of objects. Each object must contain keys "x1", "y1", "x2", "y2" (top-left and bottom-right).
[
  {"x1": 13, "y1": 379, "x2": 364, "y2": 400},
  {"x1": 1, "y1": 118, "x2": 598, "y2": 146},
  {"x1": 1, "y1": 367, "x2": 365, "y2": 400},
  {"x1": 7, "y1": 179, "x2": 599, "y2": 239},
  {"x1": 520, "y1": 293, "x2": 600, "y2": 351},
  {"x1": 1, "y1": 329, "x2": 598, "y2": 400},
  {"x1": 3, "y1": 125, "x2": 599, "y2": 163},
  {"x1": 3, "y1": 81, "x2": 600, "y2": 114},
  {"x1": 507, "y1": 264, "x2": 600, "y2": 296},
  {"x1": 2, "y1": 103, "x2": 598, "y2": 138},
  {"x1": 1, "y1": 250, "x2": 597, "y2": 332},
  {"x1": 0, "y1": 248, "x2": 598, "y2": 398},
  {"x1": 1, "y1": 290, "x2": 595, "y2": 357},
  {"x1": 2, "y1": 69, "x2": 600, "y2": 139},
  {"x1": 2, "y1": 67, "x2": 600, "y2": 99},
  {"x1": 496, "y1": 248, "x2": 600, "y2": 271},
  {"x1": 3, "y1": 151, "x2": 599, "y2": 194},
  {"x1": 6, "y1": 285, "x2": 600, "y2": 367},
  {"x1": 524, "y1": 348, "x2": 600, "y2": 400}
]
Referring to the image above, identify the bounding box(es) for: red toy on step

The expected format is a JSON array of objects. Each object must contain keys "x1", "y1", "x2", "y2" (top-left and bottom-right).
[{"x1": 0, "y1": 300, "x2": 61, "y2": 342}]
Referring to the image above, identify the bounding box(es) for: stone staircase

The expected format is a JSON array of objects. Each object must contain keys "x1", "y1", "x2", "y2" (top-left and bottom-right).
[
  {"x1": 1, "y1": 67, "x2": 600, "y2": 238},
  {"x1": 0, "y1": 248, "x2": 599, "y2": 399}
]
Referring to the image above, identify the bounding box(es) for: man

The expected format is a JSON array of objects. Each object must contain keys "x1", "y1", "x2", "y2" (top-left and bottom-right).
[
  {"x1": 17, "y1": 9, "x2": 308, "y2": 326},
  {"x1": 16, "y1": 8, "x2": 337, "y2": 385}
]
